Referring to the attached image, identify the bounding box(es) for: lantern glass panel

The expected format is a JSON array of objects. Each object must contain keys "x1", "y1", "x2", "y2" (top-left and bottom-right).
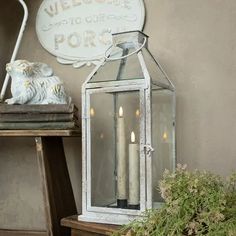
[
  {"x1": 152, "y1": 89, "x2": 175, "y2": 206},
  {"x1": 80, "y1": 31, "x2": 176, "y2": 224},
  {"x1": 89, "y1": 53, "x2": 144, "y2": 83},
  {"x1": 142, "y1": 48, "x2": 171, "y2": 87},
  {"x1": 89, "y1": 90, "x2": 141, "y2": 210}
]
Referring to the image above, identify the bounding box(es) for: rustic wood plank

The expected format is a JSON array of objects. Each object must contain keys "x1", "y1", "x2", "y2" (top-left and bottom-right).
[
  {"x1": 0, "y1": 113, "x2": 77, "y2": 122},
  {"x1": 0, "y1": 104, "x2": 77, "y2": 114},
  {"x1": 61, "y1": 216, "x2": 120, "y2": 236},
  {"x1": 0, "y1": 121, "x2": 79, "y2": 130},
  {"x1": 71, "y1": 228, "x2": 104, "y2": 236},
  {"x1": 0, "y1": 229, "x2": 47, "y2": 236},
  {"x1": 0, "y1": 129, "x2": 81, "y2": 137},
  {"x1": 36, "y1": 137, "x2": 77, "y2": 236}
]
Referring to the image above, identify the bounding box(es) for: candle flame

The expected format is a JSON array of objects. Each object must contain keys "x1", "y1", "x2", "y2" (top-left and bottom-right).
[
  {"x1": 90, "y1": 108, "x2": 95, "y2": 117},
  {"x1": 119, "y1": 106, "x2": 123, "y2": 117},
  {"x1": 136, "y1": 109, "x2": 140, "y2": 117},
  {"x1": 163, "y1": 132, "x2": 168, "y2": 141},
  {"x1": 131, "y1": 131, "x2": 135, "y2": 143}
]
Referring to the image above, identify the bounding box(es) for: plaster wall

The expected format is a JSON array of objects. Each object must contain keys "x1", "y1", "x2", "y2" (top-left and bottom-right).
[{"x1": 0, "y1": 0, "x2": 236, "y2": 230}]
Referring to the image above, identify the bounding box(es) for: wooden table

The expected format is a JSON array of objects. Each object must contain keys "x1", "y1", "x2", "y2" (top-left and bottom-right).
[
  {"x1": 61, "y1": 216, "x2": 120, "y2": 236},
  {"x1": 0, "y1": 130, "x2": 80, "y2": 236}
]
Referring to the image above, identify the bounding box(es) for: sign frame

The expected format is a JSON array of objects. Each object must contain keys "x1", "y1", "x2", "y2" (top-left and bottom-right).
[{"x1": 36, "y1": 0, "x2": 146, "y2": 67}]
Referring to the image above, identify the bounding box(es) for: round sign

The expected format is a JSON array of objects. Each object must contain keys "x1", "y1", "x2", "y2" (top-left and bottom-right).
[{"x1": 36, "y1": 0, "x2": 145, "y2": 65}]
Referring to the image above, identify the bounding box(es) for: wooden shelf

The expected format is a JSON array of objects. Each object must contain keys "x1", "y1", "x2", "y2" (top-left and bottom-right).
[
  {"x1": 61, "y1": 216, "x2": 120, "y2": 236},
  {"x1": 0, "y1": 129, "x2": 81, "y2": 137},
  {"x1": 0, "y1": 106, "x2": 81, "y2": 235}
]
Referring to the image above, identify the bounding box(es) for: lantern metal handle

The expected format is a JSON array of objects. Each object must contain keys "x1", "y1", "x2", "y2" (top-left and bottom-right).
[
  {"x1": 0, "y1": 0, "x2": 28, "y2": 101},
  {"x1": 104, "y1": 37, "x2": 147, "y2": 61}
]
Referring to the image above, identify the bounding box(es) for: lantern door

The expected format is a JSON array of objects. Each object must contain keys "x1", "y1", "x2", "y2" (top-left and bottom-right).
[
  {"x1": 140, "y1": 48, "x2": 176, "y2": 209},
  {"x1": 81, "y1": 85, "x2": 147, "y2": 224}
]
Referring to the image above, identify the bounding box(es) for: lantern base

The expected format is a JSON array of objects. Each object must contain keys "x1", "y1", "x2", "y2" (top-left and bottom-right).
[
  {"x1": 78, "y1": 212, "x2": 137, "y2": 225},
  {"x1": 117, "y1": 199, "x2": 127, "y2": 208},
  {"x1": 128, "y1": 204, "x2": 140, "y2": 210},
  {"x1": 78, "y1": 201, "x2": 164, "y2": 225}
]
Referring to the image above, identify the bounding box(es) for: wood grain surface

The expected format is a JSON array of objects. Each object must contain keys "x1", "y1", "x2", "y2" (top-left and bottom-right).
[{"x1": 61, "y1": 216, "x2": 120, "y2": 236}]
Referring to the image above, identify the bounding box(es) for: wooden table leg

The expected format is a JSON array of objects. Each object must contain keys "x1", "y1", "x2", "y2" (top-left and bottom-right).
[{"x1": 35, "y1": 137, "x2": 77, "y2": 236}]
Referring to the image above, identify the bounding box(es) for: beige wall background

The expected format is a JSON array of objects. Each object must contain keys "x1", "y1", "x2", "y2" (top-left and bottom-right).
[{"x1": 1, "y1": 0, "x2": 236, "y2": 230}]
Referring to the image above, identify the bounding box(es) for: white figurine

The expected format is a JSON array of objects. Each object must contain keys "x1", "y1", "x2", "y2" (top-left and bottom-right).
[{"x1": 5, "y1": 60, "x2": 71, "y2": 105}]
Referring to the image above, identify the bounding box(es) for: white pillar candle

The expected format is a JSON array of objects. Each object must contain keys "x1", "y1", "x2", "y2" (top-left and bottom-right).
[
  {"x1": 116, "y1": 107, "x2": 127, "y2": 201},
  {"x1": 90, "y1": 107, "x2": 95, "y2": 117},
  {"x1": 162, "y1": 131, "x2": 171, "y2": 168},
  {"x1": 129, "y1": 132, "x2": 140, "y2": 206}
]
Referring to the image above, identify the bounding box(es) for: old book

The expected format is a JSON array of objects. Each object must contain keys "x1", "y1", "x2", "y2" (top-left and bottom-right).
[
  {"x1": 0, "y1": 121, "x2": 79, "y2": 130},
  {"x1": 0, "y1": 103, "x2": 77, "y2": 114},
  {"x1": 0, "y1": 113, "x2": 77, "y2": 122}
]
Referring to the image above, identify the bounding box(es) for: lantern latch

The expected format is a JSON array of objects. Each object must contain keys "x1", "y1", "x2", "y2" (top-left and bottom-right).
[
  {"x1": 144, "y1": 144, "x2": 154, "y2": 156},
  {"x1": 82, "y1": 115, "x2": 90, "y2": 120}
]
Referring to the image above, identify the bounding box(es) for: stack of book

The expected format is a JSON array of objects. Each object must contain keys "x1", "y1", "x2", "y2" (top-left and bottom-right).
[{"x1": 0, "y1": 103, "x2": 79, "y2": 130}]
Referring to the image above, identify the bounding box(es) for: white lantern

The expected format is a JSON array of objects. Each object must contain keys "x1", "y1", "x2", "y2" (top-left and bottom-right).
[{"x1": 79, "y1": 31, "x2": 176, "y2": 225}]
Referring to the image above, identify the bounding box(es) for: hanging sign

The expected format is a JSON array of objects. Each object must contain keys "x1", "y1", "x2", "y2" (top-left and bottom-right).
[{"x1": 36, "y1": 0, "x2": 145, "y2": 67}]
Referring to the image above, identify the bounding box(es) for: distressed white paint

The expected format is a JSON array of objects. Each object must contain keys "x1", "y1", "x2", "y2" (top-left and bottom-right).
[
  {"x1": 80, "y1": 31, "x2": 176, "y2": 224},
  {"x1": 36, "y1": 0, "x2": 145, "y2": 67},
  {"x1": 5, "y1": 60, "x2": 71, "y2": 105}
]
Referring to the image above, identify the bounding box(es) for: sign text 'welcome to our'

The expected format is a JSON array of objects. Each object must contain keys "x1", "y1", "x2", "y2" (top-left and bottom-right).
[{"x1": 36, "y1": 0, "x2": 145, "y2": 64}]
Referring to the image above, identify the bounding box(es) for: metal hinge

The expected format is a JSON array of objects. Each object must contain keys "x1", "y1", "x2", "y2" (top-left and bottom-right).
[{"x1": 144, "y1": 144, "x2": 154, "y2": 156}]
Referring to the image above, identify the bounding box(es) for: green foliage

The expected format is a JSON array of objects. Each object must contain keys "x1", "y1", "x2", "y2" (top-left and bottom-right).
[{"x1": 113, "y1": 164, "x2": 236, "y2": 236}]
